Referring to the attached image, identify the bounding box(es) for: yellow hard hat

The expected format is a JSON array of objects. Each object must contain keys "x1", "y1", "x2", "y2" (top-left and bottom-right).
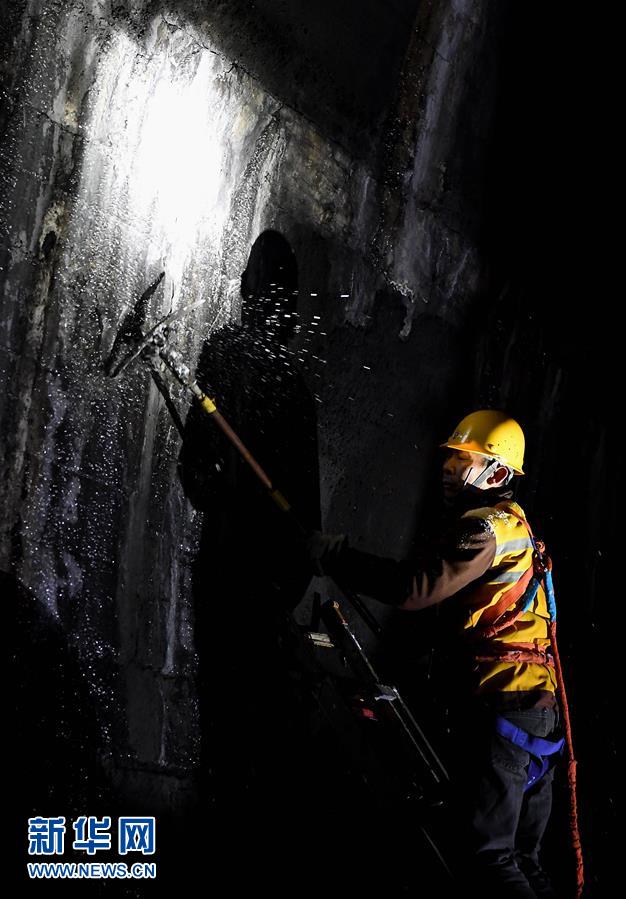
[{"x1": 440, "y1": 410, "x2": 525, "y2": 475}]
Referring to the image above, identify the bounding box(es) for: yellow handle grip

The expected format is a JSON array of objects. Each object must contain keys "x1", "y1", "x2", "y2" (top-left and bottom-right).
[
  {"x1": 200, "y1": 393, "x2": 217, "y2": 414},
  {"x1": 270, "y1": 489, "x2": 291, "y2": 512}
]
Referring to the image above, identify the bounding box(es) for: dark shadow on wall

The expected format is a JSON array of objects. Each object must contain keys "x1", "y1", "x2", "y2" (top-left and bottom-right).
[
  {"x1": 175, "y1": 234, "x2": 453, "y2": 894},
  {"x1": 177, "y1": 230, "x2": 325, "y2": 843}
]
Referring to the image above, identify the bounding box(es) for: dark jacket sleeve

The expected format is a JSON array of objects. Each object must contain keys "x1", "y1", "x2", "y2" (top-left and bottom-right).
[{"x1": 320, "y1": 515, "x2": 496, "y2": 611}]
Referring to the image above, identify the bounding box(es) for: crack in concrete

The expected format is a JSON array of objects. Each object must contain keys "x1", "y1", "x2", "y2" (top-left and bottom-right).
[{"x1": 23, "y1": 99, "x2": 83, "y2": 138}]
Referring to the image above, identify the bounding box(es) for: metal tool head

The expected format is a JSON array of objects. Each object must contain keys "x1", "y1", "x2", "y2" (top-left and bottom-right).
[
  {"x1": 105, "y1": 271, "x2": 205, "y2": 378},
  {"x1": 105, "y1": 272, "x2": 165, "y2": 378}
]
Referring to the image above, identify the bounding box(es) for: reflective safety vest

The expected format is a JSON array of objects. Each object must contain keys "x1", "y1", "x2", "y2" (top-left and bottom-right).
[{"x1": 459, "y1": 500, "x2": 558, "y2": 697}]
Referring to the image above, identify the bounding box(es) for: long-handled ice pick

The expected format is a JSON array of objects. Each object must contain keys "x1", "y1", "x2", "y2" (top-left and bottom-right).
[{"x1": 105, "y1": 274, "x2": 384, "y2": 638}]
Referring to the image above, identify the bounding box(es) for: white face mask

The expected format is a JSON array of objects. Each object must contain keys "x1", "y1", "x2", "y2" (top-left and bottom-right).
[
  {"x1": 443, "y1": 449, "x2": 514, "y2": 503},
  {"x1": 468, "y1": 458, "x2": 501, "y2": 489}
]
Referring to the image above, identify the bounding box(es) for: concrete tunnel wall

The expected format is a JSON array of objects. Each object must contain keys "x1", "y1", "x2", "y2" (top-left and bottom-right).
[{"x1": 0, "y1": 0, "x2": 613, "y2": 893}]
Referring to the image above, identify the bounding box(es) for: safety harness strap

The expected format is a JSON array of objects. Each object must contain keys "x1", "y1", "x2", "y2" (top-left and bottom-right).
[
  {"x1": 476, "y1": 564, "x2": 535, "y2": 627},
  {"x1": 474, "y1": 641, "x2": 555, "y2": 666},
  {"x1": 495, "y1": 715, "x2": 565, "y2": 791}
]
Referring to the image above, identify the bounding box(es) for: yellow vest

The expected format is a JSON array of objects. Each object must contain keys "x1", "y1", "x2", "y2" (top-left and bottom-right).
[{"x1": 459, "y1": 500, "x2": 558, "y2": 697}]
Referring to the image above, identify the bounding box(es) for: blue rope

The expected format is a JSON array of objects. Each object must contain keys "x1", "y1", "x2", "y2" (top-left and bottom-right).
[
  {"x1": 511, "y1": 522, "x2": 558, "y2": 623},
  {"x1": 545, "y1": 568, "x2": 557, "y2": 623}
]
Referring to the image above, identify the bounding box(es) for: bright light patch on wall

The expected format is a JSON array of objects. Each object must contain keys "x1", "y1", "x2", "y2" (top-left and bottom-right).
[
  {"x1": 75, "y1": 25, "x2": 237, "y2": 302},
  {"x1": 130, "y1": 53, "x2": 222, "y2": 260}
]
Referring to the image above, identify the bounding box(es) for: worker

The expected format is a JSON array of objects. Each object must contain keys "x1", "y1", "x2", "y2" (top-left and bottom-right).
[{"x1": 305, "y1": 410, "x2": 563, "y2": 898}]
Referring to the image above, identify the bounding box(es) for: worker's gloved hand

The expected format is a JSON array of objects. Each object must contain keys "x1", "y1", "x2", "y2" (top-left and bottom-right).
[
  {"x1": 304, "y1": 530, "x2": 349, "y2": 577},
  {"x1": 303, "y1": 531, "x2": 413, "y2": 606}
]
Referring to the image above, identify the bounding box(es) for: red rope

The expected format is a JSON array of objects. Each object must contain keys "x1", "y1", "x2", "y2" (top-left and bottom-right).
[{"x1": 549, "y1": 618, "x2": 584, "y2": 898}]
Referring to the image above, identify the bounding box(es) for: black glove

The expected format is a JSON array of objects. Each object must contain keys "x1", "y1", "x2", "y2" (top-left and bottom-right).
[
  {"x1": 304, "y1": 530, "x2": 413, "y2": 607},
  {"x1": 304, "y1": 530, "x2": 349, "y2": 577}
]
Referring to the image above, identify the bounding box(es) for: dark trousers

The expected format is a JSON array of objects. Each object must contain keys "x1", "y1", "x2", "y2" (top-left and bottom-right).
[{"x1": 455, "y1": 703, "x2": 561, "y2": 898}]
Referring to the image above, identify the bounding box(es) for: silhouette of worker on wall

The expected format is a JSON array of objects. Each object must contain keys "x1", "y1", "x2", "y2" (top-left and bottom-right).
[{"x1": 178, "y1": 230, "x2": 321, "y2": 830}]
